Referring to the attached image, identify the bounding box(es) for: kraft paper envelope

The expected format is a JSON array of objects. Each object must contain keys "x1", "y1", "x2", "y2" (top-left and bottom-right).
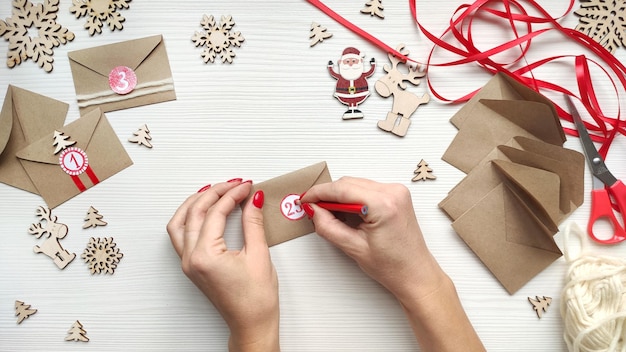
[
  {"x1": 244, "y1": 162, "x2": 332, "y2": 247},
  {"x1": 68, "y1": 34, "x2": 176, "y2": 114},
  {"x1": 0, "y1": 85, "x2": 68, "y2": 194},
  {"x1": 16, "y1": 109, "x2": 133, "y2": 209},
  {"x1": 440, "y1": 160, "x2": 564, "y2": 294},
  {"x1": 450, "y1": 71, "x2": 561, "y2": 129},
  {"x1": 443, "y1": 73, "x2": 566, "y2": 173}
]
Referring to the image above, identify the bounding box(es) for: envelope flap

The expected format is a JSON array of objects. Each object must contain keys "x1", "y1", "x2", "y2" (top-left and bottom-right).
[
  {"x1": 260, "y1": 161, "x2": 330, "y2": 206},
  {"x1": 16, "y1": 109, "x2": 102, "y2": 165},
  {"x1": 0, "y1": 86, "x2": 13, "y2": 154},
  {"x1": 479, "y1": 99, "x2": 566, "y2": 145},
  {"x1": 12, "y1": 86, "x2": 69, "y2": 144},
  {"x1": 493, "y1": 160, "x2": 561, "y2": 225},
  {"x1": 68, "y1": 35, "x2": 163, "y2": 77}
]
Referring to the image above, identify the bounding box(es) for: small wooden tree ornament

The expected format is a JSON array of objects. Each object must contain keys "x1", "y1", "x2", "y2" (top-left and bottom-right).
[
  {"x1": 192, "y1": 15, "x2": 245, "y2": 64},
  {"x1": 52, "y1": 131, "x2": 76, "y2": 154},
  {"x1": 70, "y1": 0, "x2": 132, "y2": 36},
  {"x1": 361, "y1": 0, "x2": 384, "y2": 19},
  {"x1": 310, "y1": 22, "x2": 332, "y2": 46},
  {"x1": 83, "y1": 206, "x2": 107, "y2": 229},
  {"x1": 65, "y1": 320, "x2": 89, "y2": 342},
  {"x1": 412, "y1": 159, "x2": 436, "y2": 181},
  {"x1": 528, "y1": 296, "x2": 552, "y2": 318},
  {"x1": 28, "y1": 206, "x2": 76, "y2": 269},
  {"x1": 375, "y1": 44, "x2": 430, "y2": 137},
  {"x1": 128, "y1": 124, "x2": 153, "y2": 148},
  {"x1": 15, "y1": 300, "x2": 37, "y2": 324},
  {"x1": 0, "y1": 0, "x2": 75, "y2": 72}
]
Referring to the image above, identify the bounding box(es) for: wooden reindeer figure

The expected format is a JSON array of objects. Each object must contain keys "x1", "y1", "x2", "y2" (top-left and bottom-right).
[
  {"x1": 375, "y1": 44, "x2": 430, "y2": 137},
  {"x1": 28, "y1": 206, "x2": 76, "y2": 269}
]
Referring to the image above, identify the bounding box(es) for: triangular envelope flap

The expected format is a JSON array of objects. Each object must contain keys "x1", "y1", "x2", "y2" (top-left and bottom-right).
[
  {"x1": 0, "y1": 86, "x2": 13, "y2": 153},
  {"x1": 68, "y1": 35, "x2": 163, "y2": 77},
  {"x1": 499, "y1": 73, "x2": 558, "y2": 115},
  {"x1": 13, "y1": 86, "x2": 69, "y2": 143},
  {"x1": 16, "y1": 109, "x2": 102, "y2": 165},
  {"x1": 261, "y1": 162, "x2": 329, "y2": 206},
  {"x1": 479, "y1": 99, "x2": 565, "y2": 145},
  {"x1": 493, "y1": 160, "x2": 561, "y2": 228}
]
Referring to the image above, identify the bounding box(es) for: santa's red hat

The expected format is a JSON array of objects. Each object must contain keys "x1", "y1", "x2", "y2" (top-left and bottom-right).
[{"x1": 341, "y1": 47, "x2": 363, "y2": 60}]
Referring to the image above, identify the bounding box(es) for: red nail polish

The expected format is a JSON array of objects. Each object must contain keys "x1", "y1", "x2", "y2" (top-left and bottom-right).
[
  {"x1": 227, "y1": 178, "x2": 243, "y2": 183},
  {"x1": 302, "y1": 203, "x2": 314, "y2": 218},
  {"x1": 197, "y1": 184, "x2": 211, "y2": 193},
  {"x1": 253, "y1": 190, "x2": 264, "y2": 209},
  {"x1": 242, "y1": 180, "x2": 253, "y2": 185}
]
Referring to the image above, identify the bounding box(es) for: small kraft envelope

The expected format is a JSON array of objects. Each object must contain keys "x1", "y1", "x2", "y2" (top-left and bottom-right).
[
  {"x1": 0, "y1": 85, "x2": 68, "y2": 194},
  {"x1": 68, "y1": 34, "x2": 176, "y2": 115},
  {"x1": 16, "y1": 109, "x2": 133, "y2": 209},
  {"x1": 443, "y1": 72, "x2": 566, "y2": 173},
  {"x1": 244, "y1": 162, "x2": 332, "y2": 246}
]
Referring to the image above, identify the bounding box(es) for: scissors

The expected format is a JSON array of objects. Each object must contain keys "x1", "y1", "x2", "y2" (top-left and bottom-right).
[{"x1": 567, "y1": 95, "x2": 626, "y2": 244}]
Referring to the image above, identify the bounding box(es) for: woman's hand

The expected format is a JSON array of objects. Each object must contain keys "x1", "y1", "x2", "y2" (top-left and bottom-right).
[{"x1": 167, "y1": 180, "x2": 280, "y2": 352}]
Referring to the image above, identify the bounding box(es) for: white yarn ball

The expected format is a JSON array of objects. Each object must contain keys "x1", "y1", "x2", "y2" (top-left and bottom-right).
[{"x1": 560, "y1": 222, "x2": 626, "y2": 352}]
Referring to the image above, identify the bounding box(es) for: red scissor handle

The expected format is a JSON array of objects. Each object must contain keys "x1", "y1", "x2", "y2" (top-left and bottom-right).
[{"x1": 588, "y1": 180, "x2": 626, "y2": 244}]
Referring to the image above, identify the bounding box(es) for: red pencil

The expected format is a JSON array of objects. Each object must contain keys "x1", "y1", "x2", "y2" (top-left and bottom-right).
[{"x1": 314, "y1": 202, "x2": 368, "y2": 215}]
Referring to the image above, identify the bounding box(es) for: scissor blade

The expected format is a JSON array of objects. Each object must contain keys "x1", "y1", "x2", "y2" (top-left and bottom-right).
[{"x1": 565, "y1": 95, "x2": 618, "y2": 187}]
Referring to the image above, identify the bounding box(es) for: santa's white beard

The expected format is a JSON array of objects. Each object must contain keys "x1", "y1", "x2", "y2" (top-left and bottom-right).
[{"x1": 339, "y1": 64, "x2": 364, "y2": 80}]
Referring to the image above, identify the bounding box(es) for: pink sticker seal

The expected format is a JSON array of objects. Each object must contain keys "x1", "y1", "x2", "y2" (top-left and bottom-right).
[
  {"x1": 109, "y1": 66, "x2": 137, "y2": 95},
  {"x1": 280, "y1": 194, "x2": 305, "y2": 221},
  {"x1": 59, "y1": 147, "x2": 89, "y2": 176}
]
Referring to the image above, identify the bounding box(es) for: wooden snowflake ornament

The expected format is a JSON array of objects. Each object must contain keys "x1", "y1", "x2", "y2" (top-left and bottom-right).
[
  {"x1": 310, "y1": 22, "x2": 332, "y2": 46},
  {"x1": 70, "y1": 0, "x2": 132, "y2": 36},
  {"x1": 15, "y1": 300, "x2": 37, "y2": 324},
  {"x1": 65, "y1": 320, "x2": 89, "y2": 342},
  {"x1": 574, "y1": 0, "x2": 626, "y2": 54},
  {"x1": 28, "y1": 206, "x2": 76, "y2": 269},
  {"x1": 128, "y1": 124, "x2": 152, "y2": 148},
  {"x1": 83, "y1": 206, "x2": 107, "y2": 229},
  {"x1": 361, "y1": 0, "x2": 384, "y2": 19},
  {"x1": 192, "y1": 15, "x2": 244, "y2": 64},
  {"x1": 82, "y1": 237, "x2": 123, "y2": 274},
  {"x1": 375, "y1": 44, "x2": 430, "y2": 137},
  {"x1": 0, "y1": 0, "x2": 75, "y2": 72},
  {"x1": 528, "y1": 296, "x2": 552, "y2": 318}
]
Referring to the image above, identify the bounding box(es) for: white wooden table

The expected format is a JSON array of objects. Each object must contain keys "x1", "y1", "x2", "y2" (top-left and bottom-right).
[{"x1": 1, "y1": 1, "x2": 625, "y2": 351}]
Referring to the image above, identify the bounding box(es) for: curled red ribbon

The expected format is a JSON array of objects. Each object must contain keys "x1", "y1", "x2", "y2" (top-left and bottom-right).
[{"x1": 307, "y1": 0, "x2": 626, "y2": 158}]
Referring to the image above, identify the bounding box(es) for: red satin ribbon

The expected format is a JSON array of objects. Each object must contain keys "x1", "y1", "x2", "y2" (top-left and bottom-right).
[
  {"x1": 70, "y1": 166, "x2": 100, "y2": 192},
  {"x1": 307, "y1": 0, "x2": 626, "y2": 158}
]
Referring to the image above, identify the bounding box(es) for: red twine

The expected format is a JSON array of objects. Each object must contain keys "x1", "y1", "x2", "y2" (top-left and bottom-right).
[{"x1": 307, "y1": 0, "x2": 626, "y2": 158}]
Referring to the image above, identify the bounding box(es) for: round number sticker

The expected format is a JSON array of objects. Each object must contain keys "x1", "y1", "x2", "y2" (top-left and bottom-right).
[
  {"x1": 280, "y1": 194, "x2": 305, "y2": 221},
  {"x1": 109, "y1": 66, "x2": 137, "y2": 95},
  {"x1": 59, "y1": 147, "x2": 88, "y2": 176}
]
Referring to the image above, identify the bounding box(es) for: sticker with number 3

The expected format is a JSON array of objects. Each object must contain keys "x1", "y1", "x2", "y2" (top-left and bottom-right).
[
  {"x1": 109, "y1": 66, "x2": 137, "y2": 95},
  {"x1": 280, "y1": 194, "x2": 305, "y2": 221}
]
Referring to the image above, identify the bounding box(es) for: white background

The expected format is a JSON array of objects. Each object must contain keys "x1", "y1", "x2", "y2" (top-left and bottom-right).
[{"x1": 1, "y1": 1, "x2": 625, "y2": 351}]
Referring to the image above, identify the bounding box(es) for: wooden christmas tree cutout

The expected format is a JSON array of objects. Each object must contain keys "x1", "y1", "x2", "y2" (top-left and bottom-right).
[
  {"x1": 15, "y1": 300, "x2": 37, "y2": 324},
  {"x1": 28, "y1": 206, "x2": 76, "y2": 269},
  {"x1": 83, "y1": 206, "x2": 107, "y2": 229},
  {"x1": 70, "y1": 0, "x2": 132, "y2": 36},
  {"x1": 375, "y1": 44, "x2": 430, "y2": 137},
  {"x1": 52, "y1": 131, "x2": 76, "y2": 155},
  {"x1": 0, "y1": 0, "x2": 75, "y2": 72},
  {"x1": 82, "y1": 237, "x2": 123, "y2": 274},
  {"x1": 528, "y1": 296, "x2": 552, "y2": 318},
  {"x1": 412, "y1": 159, "x2": 436, "y2": 181},
  {"x1": 574, "y1": 0, "x2": 626, "y2": 54},
  {"x1": 128, "y1": 124, "x2": 153, "y2": 148},
  {"x1": 65, "y1": 320, "x2": 89, "y2": 342},
  {"x1": 361, "y1": 0, "x2": 384, "y2": 19},
  {"x1": 310, "y1": 22, "x2": 332, "y2": 46},
  {"x1": 192, "y1": 15, "x2": 245, "y2": 64}
]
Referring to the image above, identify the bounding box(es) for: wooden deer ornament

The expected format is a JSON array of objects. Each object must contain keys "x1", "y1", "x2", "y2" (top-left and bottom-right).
[
  {"x1": 28, "y1": 206, "x2": 76, "y2": 269},
  {"x1": 375, "y1": 44, "x2": 430, "y2": 137}
]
